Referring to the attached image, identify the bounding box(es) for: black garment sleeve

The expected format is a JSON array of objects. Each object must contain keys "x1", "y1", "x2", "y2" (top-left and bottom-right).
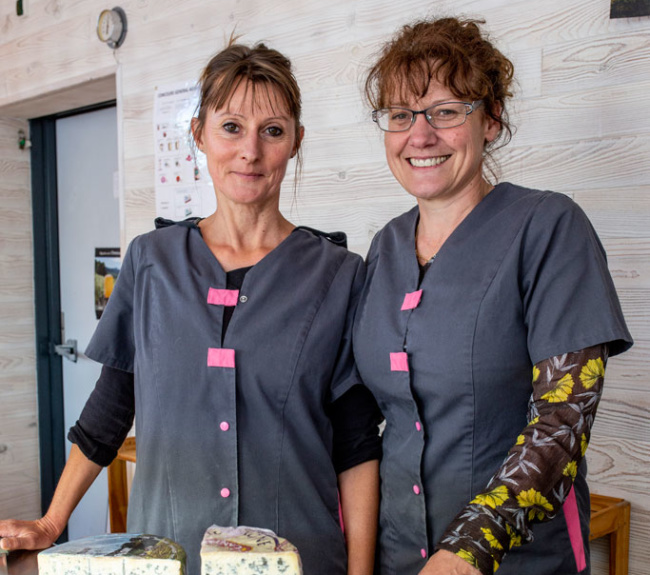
[
  {"x1": 329, "y1": 384, "x2": 383, "y2": 474},
  {"x1": 68, "y1": 365, "x2": 135, "y2": 467}
]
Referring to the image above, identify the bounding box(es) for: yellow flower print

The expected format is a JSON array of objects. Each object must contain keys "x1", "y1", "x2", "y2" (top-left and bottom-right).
[
  {"x1": 516, "y1": 434, "x2": 525, "y2": 446},
  {"x1": 541, "y1": 373, "x2": 574, "y2": 403},
  {"x1": 471, "y1": 485, "x2": 509, "y2": 509},
  {"x1": 581, "y1": 433, "x2": 589, "y2": 457},
  {"x1": 455, "y1": 549, "x2": 479, "y2": 568},
  {"x1": 528, "y1": 416, "x2": 539, "y2": 426},
  {"x1": 516, "y1": 488, "x2": 554, "y2": 521},
  {"x1": 563, "y1": 460, "x2": 578, "y2": 480},
  {"x1": 481, "y1": 527, "x2": 504, "y2": 550},
  {"x1": 532, "y1": 365, "x2": 540, "y2": 382},
  {"x1": 580, "y1": 358, "x2": 605, "y2": 389},
  {"x1": 494, "y1": 559, "x2": 500, "y2": 572},
  {"x1": 506, "y1": 524, "x2": 522, "y2": 549}
]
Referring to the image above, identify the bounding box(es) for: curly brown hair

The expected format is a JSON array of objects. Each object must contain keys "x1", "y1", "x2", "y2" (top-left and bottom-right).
[{"x1": 365, "y1": 17, "x2": 515, "y2": 176}]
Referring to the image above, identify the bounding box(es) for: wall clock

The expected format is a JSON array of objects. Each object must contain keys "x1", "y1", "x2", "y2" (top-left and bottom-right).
[{"x1": 97, "y1": 7, "x2": 127, "y2": 49}]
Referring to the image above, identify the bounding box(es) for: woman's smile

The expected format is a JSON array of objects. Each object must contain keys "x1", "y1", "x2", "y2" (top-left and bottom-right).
[{"x1": 407, "y1": 155, "x2": 451, "y2": 168}]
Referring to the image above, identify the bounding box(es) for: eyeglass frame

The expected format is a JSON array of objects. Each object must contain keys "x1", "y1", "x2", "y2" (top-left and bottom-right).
[{"x1": 371, "y1": 100, "x2": 484, "y2": 132}]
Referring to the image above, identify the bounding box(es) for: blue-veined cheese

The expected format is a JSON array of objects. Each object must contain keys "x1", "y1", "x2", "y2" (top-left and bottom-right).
[
  {"x1": 37, "y1": 533, "x2": 186, "y2": 575},
  {"x1": 200, "y1": 526, "x2": 302, "y2": 575}
]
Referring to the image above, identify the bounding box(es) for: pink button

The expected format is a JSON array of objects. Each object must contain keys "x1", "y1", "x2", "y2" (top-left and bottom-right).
[
  {"x1": 390, "y1": 352, "x2": 409, "y2": 372},
  {"x1": 413, "y1": 485, "x2": 420, "y2": 495},
  {"x1": 220, "y1": 422, "x2": 229, "y2": 431},
  {"x1": 220, "y1": 488, "x2": 230, "y2": 498},
  {"x1": 420, "y1": 549, "x2": 427, "y2": 558},
  {"x1": 401, "y1": 290, "x2": 423, "y2": 310},
  {"x1": 415, "y1": 422, "x2": 422, "y2": 432}
]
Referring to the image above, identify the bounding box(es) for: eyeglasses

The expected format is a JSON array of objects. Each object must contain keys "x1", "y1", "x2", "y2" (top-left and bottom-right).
[{"x1": 372, "y1": 100, "x2": 483, "y2": 132}]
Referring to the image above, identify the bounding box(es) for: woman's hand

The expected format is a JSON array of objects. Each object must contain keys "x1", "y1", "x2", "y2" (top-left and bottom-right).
[
  {"x1": 0, "y1": 516, "x2": 61, "y2": 551},
  {"x1": 1, "y1": 444, "x2": 104, "y2": 553},
  {"x1": 419, "y1": 550, "x2": 482, "y2": 575}
]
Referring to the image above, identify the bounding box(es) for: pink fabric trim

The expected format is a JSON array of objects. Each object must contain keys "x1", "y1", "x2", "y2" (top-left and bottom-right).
[
  {"x1": 207, "y1": 288, "x2": 240, "y2": 307},
  {"x1": 401, "y1": 290, "x2": 423, "y2": 310},
  {"x1": 207, "y1": 348, "x2": 236, "y2": 368},
  {"x1": 563, "y1": 486, "x2": 587, "y2": 571},
  {"x1": 390, "y1": 352, "x2": 409, "y2": 372}
]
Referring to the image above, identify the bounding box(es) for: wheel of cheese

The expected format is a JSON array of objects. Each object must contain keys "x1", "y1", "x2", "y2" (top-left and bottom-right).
[
  {"x1": 200, "y1": 526, "x2": 302, "y2": 575},
  {"x1": 38, "y1": 533, "x2": 186, "y2": 575}
]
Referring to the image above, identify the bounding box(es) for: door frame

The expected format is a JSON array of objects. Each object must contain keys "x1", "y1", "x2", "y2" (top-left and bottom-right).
[{"x1": 29, "y1": 101, "x2": 116, "y2": 539}]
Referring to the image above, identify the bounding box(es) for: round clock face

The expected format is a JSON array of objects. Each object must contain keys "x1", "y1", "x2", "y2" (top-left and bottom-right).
[
  {"x1": 97, "y1": 10, "x2": 117, "y2": 42},
  {"x1": 97, "y1": 8, "x2": 126, "y2": 47}
]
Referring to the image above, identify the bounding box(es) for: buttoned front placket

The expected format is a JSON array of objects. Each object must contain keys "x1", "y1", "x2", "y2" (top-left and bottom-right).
[
  {"x1": 390, "y1": 287, "x2": 429, "y2": 564},
  {"x1": 206, "y1": 287, "x2": 240, "y2": 526}
]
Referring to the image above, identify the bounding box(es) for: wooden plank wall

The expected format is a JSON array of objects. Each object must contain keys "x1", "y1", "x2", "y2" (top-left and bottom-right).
[
  {"x1": 0, "y1": 1, "x2": 648, "y2": 572},
  {"x1": 0, "y1": 116, "x2": 40, "y2": 520}
]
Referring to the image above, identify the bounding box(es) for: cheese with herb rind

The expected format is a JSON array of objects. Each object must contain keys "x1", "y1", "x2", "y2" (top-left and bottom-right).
[
  {"x1": 200, "y1": 526, "x2": 302, "y2": 575},
  {"x1": 37, "y1": 533, "x2": 186, "y2": 575}
]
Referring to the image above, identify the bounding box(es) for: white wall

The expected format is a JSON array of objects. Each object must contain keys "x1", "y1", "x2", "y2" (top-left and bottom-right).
[{"x1": 0, "y1": 1, "x2": 648, "y2": 572}]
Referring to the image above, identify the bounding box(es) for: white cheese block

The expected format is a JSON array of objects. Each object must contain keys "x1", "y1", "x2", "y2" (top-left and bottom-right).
[
  {"x1": 200, "y1": 526, "x2": 302, "y2": 575},
  {"x1": 38, "y1": 533, "x2": 186, "y2": 575}
]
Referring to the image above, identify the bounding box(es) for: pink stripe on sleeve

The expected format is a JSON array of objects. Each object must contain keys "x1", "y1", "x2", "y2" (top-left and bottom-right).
[
  {"x1": 207, "y1": 348, "x2": 236, "y2": 368},
  {"x1": 207, "y1": 288, "x2": 240, "y2": 307},
  {"x1": 563, "y1": 486, "x2": 587, "y2": 571},
  {"x1": 390, "y1": 352, "x2": 409, "y2": 372},
  {"x1": 401, "y1": 290, "x2": 423, "y2": 310}
]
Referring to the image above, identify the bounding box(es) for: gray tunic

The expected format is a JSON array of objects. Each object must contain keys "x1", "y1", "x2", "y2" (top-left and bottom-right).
[
  {"x1": 353, "y1": 183, "x2": 632, "y2": 575},
  {"x1": 85, "y1": 224, "x2": 365, "y2": 575}
]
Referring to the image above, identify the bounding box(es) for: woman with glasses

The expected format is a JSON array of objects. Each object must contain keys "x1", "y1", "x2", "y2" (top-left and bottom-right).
[{"x1": 353, "y1": 17, "x2": 632, "y2": 575}]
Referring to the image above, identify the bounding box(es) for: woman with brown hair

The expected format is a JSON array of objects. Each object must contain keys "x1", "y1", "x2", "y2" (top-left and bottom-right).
[
  {"x1": 353, "y1": 17, "x2": 632, "y2": 575},
  {"x1": 0, "y1": 41, "x2": 381, "y2": 575}
]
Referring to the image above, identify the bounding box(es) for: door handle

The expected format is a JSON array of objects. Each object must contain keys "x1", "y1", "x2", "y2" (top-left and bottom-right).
[{"x1": 54, "y1": 339, "x2": 78, "y2": 363}]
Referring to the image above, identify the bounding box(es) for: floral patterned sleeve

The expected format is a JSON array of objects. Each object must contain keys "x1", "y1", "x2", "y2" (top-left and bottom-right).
[{"x1": 435, "y1": 344, "x2": 608, "y2": 574}]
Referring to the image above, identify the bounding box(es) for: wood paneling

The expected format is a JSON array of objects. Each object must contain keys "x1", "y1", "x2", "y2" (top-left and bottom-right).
[
  {"x1": 0, "y1": 116, "x2": 38, "y2": 521},
  {"x1": 543, "y1": 32, "x2": 650, "y2": 94},
  {"x1": 0, "y1": 1, "x2": 648, "y2": 572},
  {"x1": 0, "y1": 76, "x2": 117, "y2": 119}
]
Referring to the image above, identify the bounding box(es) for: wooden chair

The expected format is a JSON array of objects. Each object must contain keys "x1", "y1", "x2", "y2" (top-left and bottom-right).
[
  {"x1": 589, "y1": 493, "x2": 631, "y2": 575},
  {"x1": 107, "y1": 436, "x2": 136, "y2": 533},
  {"x1": 107, "y1": 439, "x2": 631, "y2": 575}
]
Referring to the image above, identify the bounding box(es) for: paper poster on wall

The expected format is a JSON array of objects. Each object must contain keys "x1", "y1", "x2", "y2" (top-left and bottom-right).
[
  {"x1": 153, "y1": 82, "x2": 216, "y2": 220},
  {"x1": 610, "y1": 0, "x2": 650, "y2": 17},
  {"x1": 95, "y1": 248, "x2": 121, "y2": 319}
]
